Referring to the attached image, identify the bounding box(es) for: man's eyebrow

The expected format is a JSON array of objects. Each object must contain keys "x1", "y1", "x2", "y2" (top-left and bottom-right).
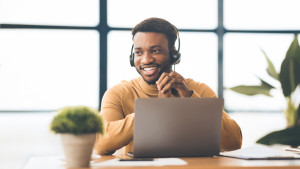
[
  {"x1": 134, "y1": 45, "x2": 162, "y2": 50},
  {"x1": 150, "y1": 45, "x2": 162, "y2": 48}
]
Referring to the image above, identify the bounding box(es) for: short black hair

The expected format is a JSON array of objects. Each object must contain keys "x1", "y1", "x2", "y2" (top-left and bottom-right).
[{"x1": 132, "y1": 17, "x2": 178, "y2": 49}]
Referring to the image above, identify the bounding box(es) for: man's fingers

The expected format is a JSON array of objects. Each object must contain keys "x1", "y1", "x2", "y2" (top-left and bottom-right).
[
  {"x1": 169, "y1": 71, "x2": 184, "y2": 80},
  {"x1": 156, "y1": 73, "x2": 168, "y2": 87},
  {"x1": 157, "y1": 71, "x2": 192, "y2": 98},
  {"x1": 161, "y1": 78, "x2": 179, "y2": 94},
  {"x1": 158, "y1": 90, "x2": 173, "y2": 98},
  {"x1": 157, "y1": 74, "x2": 171, "y2": 91},
  {"x1": 159, "y1": 76, "x2": 171, "y2": 92},
  {"x1": 161, "y1": 78, "x2": 190, "y2": 97}
]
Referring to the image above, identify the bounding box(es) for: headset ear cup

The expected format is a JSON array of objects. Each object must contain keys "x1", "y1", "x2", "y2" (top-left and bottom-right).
[
  {"x1": 129, "y1": 45, "x2": 135, "y2": 67},
  {"x1": 174, "y1": 52, "x2": 181, "y2": 64},
  {"x1": 170, "y1": 50, "x2": 181, "y2": 65},
  {"x1": 130, "y1": 53, "x2": 135, "y2": 67}
]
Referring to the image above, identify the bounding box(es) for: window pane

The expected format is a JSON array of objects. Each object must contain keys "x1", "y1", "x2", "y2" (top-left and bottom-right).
[
  {"x1": 0, "y1": 0, "x2": 99, "y2": 26},
  {"x1": 108, "y1": 0, "x2": 217, "y2": 29},
  {"x1": 224, "y1": 0, "x2": 300, "y2": 30},
  {"x1": 176, "y1": 33, "x2": 218, "y2": 93},
  {"x1": 224, "y1": 33, "x2": 294, "y2": 111},
  {"x1": 108, "y1": 31, "x2": 218, "y2": 94},
  {"x1": 0, "y1": 30, "x2": 99, "y2": 110},
  {"x1": 107, "y1": 31, "x2": 138, "y2": 88}
]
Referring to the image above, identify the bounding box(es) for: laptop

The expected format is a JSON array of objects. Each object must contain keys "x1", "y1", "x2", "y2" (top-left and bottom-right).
[{"x1": 130, "y1": 98, "x2": 224, "y2": 158}]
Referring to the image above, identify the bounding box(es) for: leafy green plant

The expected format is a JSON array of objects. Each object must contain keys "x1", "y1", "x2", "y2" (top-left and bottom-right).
[
  {"x1": 256, "y1": 125, "x2": 300, "y2": 147},
  {"x1": 50, "y1": 106, "x2": 104, "y2": 135},
  {"x1": 229, "y1": 34, "x2": 300, "y2": 147}
]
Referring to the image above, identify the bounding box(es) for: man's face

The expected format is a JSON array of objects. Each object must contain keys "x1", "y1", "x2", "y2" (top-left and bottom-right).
[{"x1": 133, "y1": 32, "x2": 172, "y2": 85}]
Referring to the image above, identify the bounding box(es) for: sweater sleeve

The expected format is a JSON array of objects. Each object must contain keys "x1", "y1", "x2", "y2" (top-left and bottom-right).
[
  {"x1": 94, "y1": 87, "x2": 135, "y2": 155},
  {"x1": 220, "y1": 110, "x2": 243, "y2": 151},
  {"x1": 190, "y1": 82, "x2": 242, "y2": 151}
]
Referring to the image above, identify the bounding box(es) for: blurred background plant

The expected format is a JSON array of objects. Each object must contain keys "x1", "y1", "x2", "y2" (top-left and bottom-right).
[
  {"x1": 229, "y1": 34, "x2": 300, "y2": 147},
  {"x1": 50, "y1": 106, "x2": 104, "y2": 135}
]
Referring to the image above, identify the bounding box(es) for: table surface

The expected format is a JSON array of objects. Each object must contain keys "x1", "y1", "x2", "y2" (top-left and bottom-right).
[{"x1": 23, "y1": 154, "x2": 300, "y2": 169}]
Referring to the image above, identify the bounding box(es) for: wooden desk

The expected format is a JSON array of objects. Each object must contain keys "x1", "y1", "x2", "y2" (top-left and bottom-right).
[{"x1": 23, "y1": 154, "x2": 300, "y2": 169}]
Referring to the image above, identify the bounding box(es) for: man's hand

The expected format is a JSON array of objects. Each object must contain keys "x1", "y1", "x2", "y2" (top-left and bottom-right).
[
  {"x1": 158, "y1": 90, "x2": 174, "y2": 98},
  {"x1": 156, "y1": 71, "x2": 193, "y2": 98}
]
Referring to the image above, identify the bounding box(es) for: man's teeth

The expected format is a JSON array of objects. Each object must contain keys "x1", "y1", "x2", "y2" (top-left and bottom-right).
[{"x1": 143, "y1": 67, "x2": 156, "y2": 71}]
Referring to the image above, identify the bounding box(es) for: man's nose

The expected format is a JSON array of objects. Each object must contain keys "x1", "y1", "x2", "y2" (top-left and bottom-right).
[{"x1": 141, "y1": 52, "x2": 154, "y2": 64}]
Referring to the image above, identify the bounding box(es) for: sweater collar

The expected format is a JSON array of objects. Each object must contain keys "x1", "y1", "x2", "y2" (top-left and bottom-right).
[{"x1": 137, "y1": 77, "x2": 159, "y2": 96}]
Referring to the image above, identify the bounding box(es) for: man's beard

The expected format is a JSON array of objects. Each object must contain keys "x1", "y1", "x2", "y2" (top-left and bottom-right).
[
  {"x1": 143, "y1": 74, "x2": 161, "y2": 85},
  {"x1": 135, "y1": 64, "x2": 172, "y2": 85}
]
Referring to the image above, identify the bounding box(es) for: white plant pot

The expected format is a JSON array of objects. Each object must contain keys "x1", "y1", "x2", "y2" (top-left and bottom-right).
[{"x1": 61, "y1": 133, "x2": 96, "y2": 168}]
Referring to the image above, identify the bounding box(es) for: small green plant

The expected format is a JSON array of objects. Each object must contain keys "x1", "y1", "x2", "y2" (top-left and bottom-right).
[
  {"x1": 229, "y1": 34, "x2": 300, "y2": 147},
  {"x1": 50, "y1": 106, "x2": 104, "y2": 135}
]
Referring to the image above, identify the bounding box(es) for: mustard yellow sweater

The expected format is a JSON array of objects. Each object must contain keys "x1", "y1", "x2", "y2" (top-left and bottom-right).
[{"x1": 94, "y1": 77, "x2": 242, "y2": 155}]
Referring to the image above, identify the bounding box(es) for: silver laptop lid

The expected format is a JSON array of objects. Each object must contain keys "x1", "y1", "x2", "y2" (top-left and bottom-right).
[{"x1": 133, "y1": 98, "x2": 224, "y2": 158}]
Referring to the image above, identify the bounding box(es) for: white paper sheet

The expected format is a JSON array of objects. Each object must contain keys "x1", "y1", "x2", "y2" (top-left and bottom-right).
[{"x1": 91, "y1": 158, "x2": 187, "y2": 167}]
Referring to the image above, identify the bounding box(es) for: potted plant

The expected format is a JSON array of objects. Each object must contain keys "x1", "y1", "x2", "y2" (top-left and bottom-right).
[
  {"x1": 50, "y1": 105, "x2": 104, "y2": 168},
  {"x1": 229, "y1": 34, "x2": 300, "y2": 147}
]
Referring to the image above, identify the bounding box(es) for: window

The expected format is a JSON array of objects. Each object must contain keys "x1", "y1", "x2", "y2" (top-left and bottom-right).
[
  {"x1": 0, "y1": 0, "x2": 99, "y2": 111},
  {"x1": 224, "y1": 0, "x2": 300, "y2": 30},
  {"x1": 0, "y1": 0, "x2": 99, "y2": 26},
  {"x1": 1, "y1": 0, "x2": 299, "y2": 112},
  {"x1": 224, "y1": 34, "x2": 293, "y2": 111},
  {"x1": 223, "y1": 0, "x2": 300, "y2": 111},
  {"x1": 108, "y1": 0, "x2": 217, "y2": 29}
]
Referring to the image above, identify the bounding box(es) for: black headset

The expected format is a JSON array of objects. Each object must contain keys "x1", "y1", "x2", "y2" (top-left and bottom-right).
[{"x1": 129, "y1": 28, "x2": 181, "y2": 67}]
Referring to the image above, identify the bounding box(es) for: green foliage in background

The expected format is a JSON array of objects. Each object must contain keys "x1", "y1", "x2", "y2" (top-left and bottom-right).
[
  {"x1": 256, "y1": 125, "x2": 300, "y2": 148},
  {"x1": 229, "y1": 34, "x2": 300, "y2": 127},
  {"x1": 228, "y1": 34, "x2": 300, "y2": 147},
  {"x1": 50, "y1": 106, "x2": 104, "y2": 135}
]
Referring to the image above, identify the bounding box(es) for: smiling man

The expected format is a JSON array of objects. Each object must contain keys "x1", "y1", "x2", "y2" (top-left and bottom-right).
[
  {"x1": 94, "y1": 18, "x2": 242, "y2": 155},
  {"x1": 134, "y1": 32, "x2": 170, "y2": 84}
]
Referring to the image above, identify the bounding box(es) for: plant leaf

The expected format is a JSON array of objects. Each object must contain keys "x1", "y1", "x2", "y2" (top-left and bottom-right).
[
  {"x1": 294, "y1": 35, "x2": 300, "y2": 87},
  {"x1": 279, "y1": 34, "x2": 300, "y2": 97},
  {"x1": 285, "y1": 34, "x2": 299, "y2": 59},
  {"x1": 256, "y1": 125, "x2": 300, "y2": 147},
  {"x1": 229, "y1": 85, "x2": 272, "y2": 96},
  {"x1": 260, "y1": 49, "x2": 279, "y2": 80},
  {"x1": 284, "y1": 97, "x2": 299, "y2": 127},
  {"x1": 258, "y1": 77, "x2": 275, "y2": 89},
  {"x1": 50, "y1": 106, "x2": 104, "y2": 135},
  {"x1": 297, "y1": 103, "x2": 300, "y2": 126}
]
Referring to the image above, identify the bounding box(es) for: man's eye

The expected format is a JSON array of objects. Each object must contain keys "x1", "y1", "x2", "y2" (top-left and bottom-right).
[
  {"x1": 153, "y1": 49, "x2": 161, "y2": 53},
  {"x1": 135, "y1": 51, "x2": 142, "y2": 55}
]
